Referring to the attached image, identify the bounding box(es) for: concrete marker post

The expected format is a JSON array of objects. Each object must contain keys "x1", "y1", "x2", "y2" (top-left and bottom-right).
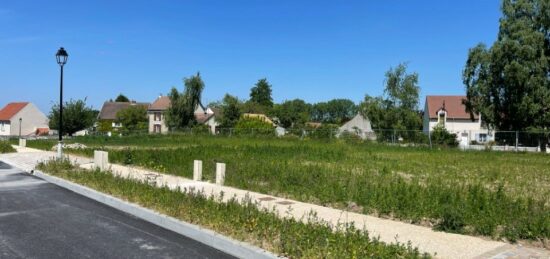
[
  {"x1": 94, "y1": 150, "x2": 102, "y2": 169},
  {"x1": 193, "y1": 160, "x2": 202, "y2": 181},
  {"x1": 18, "y1": 138, "x2": 26, "y2": 147},
  {"x1": 216, "y1": 163, "x2": 225, "y2": 185}
]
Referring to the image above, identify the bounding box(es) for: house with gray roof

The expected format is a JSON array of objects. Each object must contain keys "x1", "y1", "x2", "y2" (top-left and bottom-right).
[{"x1": 97, "y1": 101, "x2": 149, "y2": 135}]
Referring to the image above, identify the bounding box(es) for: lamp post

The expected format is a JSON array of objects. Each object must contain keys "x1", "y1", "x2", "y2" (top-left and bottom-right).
[
  {"x1": 56, "y1": 47, "x2": 68, "y2": 159},
  {"x1": 19, "y1": 118, "x2": 22, "y2": 138}
]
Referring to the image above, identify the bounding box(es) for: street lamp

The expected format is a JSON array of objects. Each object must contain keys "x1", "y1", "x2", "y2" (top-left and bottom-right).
[
  {"x1": 56, "y1": 47, "x2": 68, "y2": 159},
  {"x1": 19, "y1": 118, "x2": 22, "y2": 138}
]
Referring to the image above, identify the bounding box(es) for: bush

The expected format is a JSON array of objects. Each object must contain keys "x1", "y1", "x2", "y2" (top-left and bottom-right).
[
  {"x1": 430, "y1": 124, "x2": 458, "y2": 147},
  {"x1": 0, "y1": 141, "x2": 15, "y2": 153},
  {"x1": 191, "y1": 124, "x2": 210, "y2": 135},
  {"x1": 308, "y1": 124, "x2": 338, "y2": 140},
  {"x1": 234, "y1": 117, "x2": 275, "y2": 136},
  {"x1": 339, "y1": 130, "x2": 364, "y2": 143}
]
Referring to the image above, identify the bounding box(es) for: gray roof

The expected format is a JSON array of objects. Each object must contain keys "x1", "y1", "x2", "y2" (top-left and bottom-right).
[{"x1": 98, "y1": 102, "x2": 149, "y2": 120}]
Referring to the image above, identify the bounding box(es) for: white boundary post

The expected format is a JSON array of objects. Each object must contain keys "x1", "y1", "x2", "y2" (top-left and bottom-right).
[
  {"x1": 193, "y1": 160, "x2": 203, "y2": 181},
  {"x1": 216, "y1": 163, "x2": 226, "y2": 185}
]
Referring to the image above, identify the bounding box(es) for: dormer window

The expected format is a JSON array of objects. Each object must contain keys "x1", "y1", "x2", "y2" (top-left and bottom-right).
[{"x1": 438, "y1": 110, "x2": 446, "y2": 125}]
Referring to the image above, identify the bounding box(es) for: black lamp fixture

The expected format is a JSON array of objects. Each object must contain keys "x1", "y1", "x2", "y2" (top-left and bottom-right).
[{"x1": 55, "y1": 47, "x2": 68, "y2": 158}]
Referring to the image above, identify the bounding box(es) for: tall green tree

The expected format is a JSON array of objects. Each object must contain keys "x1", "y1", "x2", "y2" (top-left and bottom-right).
[
  {"x1": 115, "y1": 94, "x2": 130, "y2": 102},
  {"x1": 272, "y1": 99, "x2": 311, "y2": 128},
  {"x1": 48, "y1": 99, "x2": 97, "y2": 136},
  {"x1": 463, "y1": 0, "x2": 550, "y2": 132},
  {"x1": 219, "y1": 94, "x2": 242, "y2": 128},
  {"x1": 116, "y1": 105, "x2": 148, "y2": 134},
  {"x1": 360, "y1": 63, "x2": 422, "y2": 141},
  {"x1": 249, "y1": 78, "x2": 273, "y2": 108},
  {"x1": 165, "y1": 72, "x2": 205, "y2": 130},
  {"x1": 311, "y1": 99, "x2": 357, "y2": 124}
]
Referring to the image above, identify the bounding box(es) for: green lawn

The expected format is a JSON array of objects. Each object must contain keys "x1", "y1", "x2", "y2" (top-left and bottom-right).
[{"x1": 26, "y1": 134, "x2": 550, "y2": 242}]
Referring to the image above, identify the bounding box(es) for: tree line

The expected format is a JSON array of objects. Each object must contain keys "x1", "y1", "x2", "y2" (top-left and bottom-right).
[{"x1": 47, "y1": 0, "x2": 550, "y2": 143}]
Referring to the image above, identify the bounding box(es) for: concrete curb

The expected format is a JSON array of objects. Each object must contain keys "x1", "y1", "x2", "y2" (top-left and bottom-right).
[{"x1": 31, "y1": 170, "x2": 280, "y2": 259}]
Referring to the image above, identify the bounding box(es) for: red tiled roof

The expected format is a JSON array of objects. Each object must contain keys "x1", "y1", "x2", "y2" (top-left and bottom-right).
[
  {"x1": 0, "y1": 102, "x2": 29, "y2": 120},
  {"x1": 149, "y1": 96, "x2": 171, "y2": 111},
  {"x1": 425, "y1": 96, "x2": 478, "y2": 120}
]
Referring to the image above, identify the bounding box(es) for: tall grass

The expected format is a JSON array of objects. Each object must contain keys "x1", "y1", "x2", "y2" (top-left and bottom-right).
[
  {"x1": 37, "y1": 159, "x2": 429, "y2": 259},
  {"x1": 27, "y1": 135, "x2": 550, "y2": 241}
]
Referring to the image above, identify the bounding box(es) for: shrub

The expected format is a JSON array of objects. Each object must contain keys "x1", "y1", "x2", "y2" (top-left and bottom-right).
[
  {"x1": 308, "y1": 124, "x2": 338, "y2": 140},
  {"x1": 0, "y1": 141, "x2": 15, "y2": 153},
  {"x1": 430, "y1": 124, "x2": 458, "y2": 147},
  {"x1": 234, "y1": 117, "x2": 275, "y2": 136}
]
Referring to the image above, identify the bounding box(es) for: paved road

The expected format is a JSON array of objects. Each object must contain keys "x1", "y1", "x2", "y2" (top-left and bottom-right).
[{"x1": 0, "y1": 161, "x2": 235, "y2": 259}]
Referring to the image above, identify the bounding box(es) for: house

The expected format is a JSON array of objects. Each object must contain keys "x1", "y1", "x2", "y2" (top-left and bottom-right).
[
  {"x1": 242, "y1": 113, "x2": 276, "y2": 125},
  {"x1": 423, "y1": 95, "x2": 491, "y2": 145},
  {"x1": 0, "y1": 102, "x2": 49, "y2": 136},
  {"x1": 97, "y1": 101, "x2": 149, "y2": 135},
  {"x1": 147, "y1": 96, "x2": 219, "y2": 134},
  {"x1": 337, "y1": 113, "x2": 375, "y2": 140}
]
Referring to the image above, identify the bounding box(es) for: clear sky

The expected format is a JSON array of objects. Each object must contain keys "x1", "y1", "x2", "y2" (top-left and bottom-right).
[{"x1": 0, "y1": 1, "x2": 501, "y2": 112}]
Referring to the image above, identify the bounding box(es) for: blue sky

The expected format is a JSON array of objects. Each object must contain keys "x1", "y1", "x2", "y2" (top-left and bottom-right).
[{"x1": 0, "y1": 1, "x2": 500, "y2": 112}]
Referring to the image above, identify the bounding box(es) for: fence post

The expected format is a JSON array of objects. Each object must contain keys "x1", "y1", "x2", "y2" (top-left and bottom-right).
[
  {"x1": 216, "y1": 163, "x2": 226, "y2": 185},
  {"x1": 428, "y1": 130, "x2": 432, "y2": 149},
  {"x1": 515, "y1": 131, "x2": 519, "y2": 152},
  {"x1": 193, "y1": 160, "x2": 202, "y2": 181}
]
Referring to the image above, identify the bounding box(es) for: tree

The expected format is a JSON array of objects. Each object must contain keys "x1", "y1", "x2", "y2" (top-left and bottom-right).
[
  {"x1": 311, "y1": 99, "x2": 357, "y2": 124},
  {"x1": 272, "y1": 99, "x2": 311, "y2": 128},
  {"x1": 115, "y1": 94, "x2": 130, "y2": 102},
  {"x1": 463, "y1": 0, "x2": 550, "y2": 132},
  {"x1": 219, "y1": 94, "x2": 242, "y2": 128},
  {"x1": 249, "y1": 78, "x2": 273, "y2": 108},
  {"x1": 360, "y1": 63, "x2": 422, "y2": 141},
  {"x1": 48, "y1": 99, "x2": 97, "y2": 136},
  {"x1": 116, "y1": 105, "x2": 148, "y2": 134},
  {"x1": 165, "y1": 72, "x2": 205, "y2": 130}
]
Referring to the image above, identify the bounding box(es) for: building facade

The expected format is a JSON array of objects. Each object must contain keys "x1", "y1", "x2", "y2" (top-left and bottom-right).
[
  {"x1": 423, "y1": 95, "x2": 491, "y2": 146},
  {"x1": 0, "y1": 102, "x2": 49, "y2": 136}
]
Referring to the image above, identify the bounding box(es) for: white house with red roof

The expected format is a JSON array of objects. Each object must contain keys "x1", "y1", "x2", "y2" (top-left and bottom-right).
[
  {"x1": 0, "y1": 102, "x2": 49, "y2": 136},
  {"x1": 423, "y1": 96, "x2": 491, "y2": 144}
]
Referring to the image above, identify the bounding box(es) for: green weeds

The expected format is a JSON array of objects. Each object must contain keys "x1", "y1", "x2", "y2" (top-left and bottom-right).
[
  {"x1": 37, "y1": 160, "x2": 429, "y2": 259},
  {"x1": 27, "y1": 135, "x2": 550, "y2": 241}
]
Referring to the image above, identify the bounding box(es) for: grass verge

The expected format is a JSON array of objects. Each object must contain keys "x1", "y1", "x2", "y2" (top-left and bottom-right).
[
  {"x1": 0, "y1": 141, "x2": 16, "y2": 153},
  {"x1": 36, "y1": 159, "x2": 430, "y2": 259}
]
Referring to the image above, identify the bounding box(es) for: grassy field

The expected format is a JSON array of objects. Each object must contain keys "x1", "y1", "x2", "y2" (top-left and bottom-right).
[
  {"x1": 24, "y1": 134, "x2": 550, "y2": 242},
  {"x1": 37, "y1": 159, "x2": 428, "y2": 258}
]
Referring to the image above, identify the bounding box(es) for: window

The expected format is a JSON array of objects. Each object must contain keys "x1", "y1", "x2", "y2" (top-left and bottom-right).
[
  {"x1": 154, "y1": 124, "x2": 161, "y2": 133},
  {"x1": 437, "y1": 110, "x2": 446, "y2": 126},
  {"x1": 478, "y1": 133, "x2": 487, "y2": 143},
  {"x1": 154, "y1": 112, "x2": 162, "y2": 121}
]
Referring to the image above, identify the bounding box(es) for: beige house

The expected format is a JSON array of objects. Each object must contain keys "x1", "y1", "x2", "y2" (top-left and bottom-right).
[
  {"x1": 337, "y1": 113, "x2": 375, "y2": 140},
  {"x1": 423, "y1": 95, "x2": 491, "y2": 145},
  {"x1": 0, "y1": 102, "x2": 49, "y2": 136},
  {"x1": 148, "y1": 96, "x2": 219, "y2": 134}
]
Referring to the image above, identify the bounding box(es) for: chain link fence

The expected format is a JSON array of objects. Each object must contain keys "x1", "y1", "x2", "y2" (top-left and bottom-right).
[{"x1": 5, "y1": 126, "x2": 550, "y2": 153}]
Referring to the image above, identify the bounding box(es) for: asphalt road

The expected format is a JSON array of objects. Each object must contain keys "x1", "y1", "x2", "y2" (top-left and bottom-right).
[{"x1": 0, "y1": 161, "x2": 235, "y2": 259}]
